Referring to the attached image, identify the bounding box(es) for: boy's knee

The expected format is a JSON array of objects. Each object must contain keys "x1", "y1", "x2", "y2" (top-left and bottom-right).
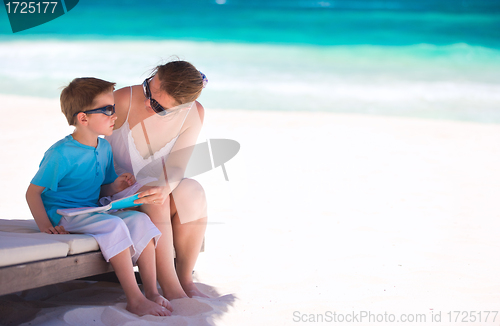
[
  {"x1": 131, "y1": 211, "x2": 153, "y2": 226},
  {"x1": 106, "y1": 215, "x2": 128, "y2": 230},
  {"x1": 94, "y1": 215, "x2": 130, "y2": 238},
  {"x1": 120, "y1": 211, "x2": 155, "y2": 229}
]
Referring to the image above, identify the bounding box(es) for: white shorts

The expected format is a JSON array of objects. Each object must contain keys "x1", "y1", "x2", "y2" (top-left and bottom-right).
[{"x1": 58, "y1": 210, "x2": 161, "y2": 264}]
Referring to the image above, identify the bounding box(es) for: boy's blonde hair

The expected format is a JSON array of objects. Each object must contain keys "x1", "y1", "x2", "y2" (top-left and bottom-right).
[{"x1": 60, "y1": 77, "x2": 116, "y2": 125}]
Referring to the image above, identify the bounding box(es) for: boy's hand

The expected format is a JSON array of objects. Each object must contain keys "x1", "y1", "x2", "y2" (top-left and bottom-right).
[
  {"x1": 41, "y1": 225, "x2": 69, "y2": 234},
  {"x1": 113, "y1": 173, "x2": 136, "y2": 193},
  {"x1": 26, "y1": 183, "x2": 70, "y2": 235}
]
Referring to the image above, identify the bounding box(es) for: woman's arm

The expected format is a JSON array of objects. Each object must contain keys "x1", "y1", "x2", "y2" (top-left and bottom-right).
[
  {"x1": 26, "y1": 184, "x2": 68, "y2": 234},
  {"x1": 135, "y1": 102, "x2": 205, "y2": 205},
  {"x1": 165, "y1": 101, "x2": 205, "y2": 190}
]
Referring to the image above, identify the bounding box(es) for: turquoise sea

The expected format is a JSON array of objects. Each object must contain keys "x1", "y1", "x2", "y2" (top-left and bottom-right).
[{"x1": 1, "y1": 0, "x2": 500, "y2": 122}]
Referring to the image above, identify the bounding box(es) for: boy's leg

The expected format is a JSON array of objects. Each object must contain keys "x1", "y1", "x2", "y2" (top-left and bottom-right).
[
  {"x1": 58, "y1": 212, "x2": 134, "y2": 262},
  {"x1": 59, "y1": 213, "x2": 169, "y2": 316},
  {"x1": 109, "y1": 248, "x2": 170, "y2": 316},
  {"x1": 112, "y1": 210, "x2": 161, "y2": 265}
]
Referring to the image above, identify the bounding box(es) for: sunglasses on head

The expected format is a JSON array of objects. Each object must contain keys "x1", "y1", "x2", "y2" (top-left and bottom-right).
[{"x1": 73, "y1": 104, "x2": 115, "y2": 117}]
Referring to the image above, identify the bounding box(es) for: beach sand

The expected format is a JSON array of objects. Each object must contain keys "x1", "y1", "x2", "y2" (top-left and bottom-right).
[{"x1": 1, "y1": 94, "x2": 500, "y2": 325}]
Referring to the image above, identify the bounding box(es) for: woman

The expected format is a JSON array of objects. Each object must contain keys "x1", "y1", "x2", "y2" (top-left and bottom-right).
[{"x1": 106, "y1": 60, "x2": 208, "y2": 299}]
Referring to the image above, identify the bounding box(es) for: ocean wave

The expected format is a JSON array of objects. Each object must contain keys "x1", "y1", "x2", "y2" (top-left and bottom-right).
[{"x1": 1, "y1": 39, "x2": 499, "y2": 122}]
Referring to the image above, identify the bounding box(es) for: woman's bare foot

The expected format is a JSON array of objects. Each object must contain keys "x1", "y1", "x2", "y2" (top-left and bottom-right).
[
  {"x1": 182, "y1": 282, "x2": 209, "y2": 298},
  {"x1": 160, "y1": 286, "x2": 189, "y2": 301},
  {"x1": 147, "y1": 293, "x2": 174, "y2": 312},
  {"x1": 126, "y1": 297, "x2": 171, "y2": 316}
]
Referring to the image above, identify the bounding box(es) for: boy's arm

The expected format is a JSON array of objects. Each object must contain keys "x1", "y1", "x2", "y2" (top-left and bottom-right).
[
  {"x1": 26, "y1": 184, "x2": 68, "y2": 234},
  {"x1": 100, "y1": 173, "x2": 135, "y2": 197}
]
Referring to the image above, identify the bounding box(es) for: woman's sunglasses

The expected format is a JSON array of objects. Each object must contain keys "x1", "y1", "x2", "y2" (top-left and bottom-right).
[
  {"x1": 73, "y1": 104, "x2": 115, "y2": 117},
  {"x1": 142, "y1": 76, "x2": 193, "y2": 117}
]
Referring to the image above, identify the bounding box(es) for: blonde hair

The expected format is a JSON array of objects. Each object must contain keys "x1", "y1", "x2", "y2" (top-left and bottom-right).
[
  {"x1": 151, "y1": 60, "x2": 203, "y2": 104},
  {"x1": 60, "y1": 77, "x2": 116, "y2": 125}
]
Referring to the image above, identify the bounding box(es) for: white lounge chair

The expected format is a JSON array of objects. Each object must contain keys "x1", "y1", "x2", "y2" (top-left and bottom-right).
[{"x1": 0, "y1": 219, "x2": 203, "y2": 296}]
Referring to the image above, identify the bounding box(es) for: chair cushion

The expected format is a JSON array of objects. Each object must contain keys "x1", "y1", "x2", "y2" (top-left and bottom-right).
[
  {"x1": 0, "y1": 232, "x2": 69, "y2": 267},
  {"x1": 0, "y1": 220, "x2": 99, "y2": 255}
]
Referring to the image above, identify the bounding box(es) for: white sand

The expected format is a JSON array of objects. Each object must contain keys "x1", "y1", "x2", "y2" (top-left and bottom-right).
[{"x1": 1, "y1": 94, "x2": 500, "y2": 325}]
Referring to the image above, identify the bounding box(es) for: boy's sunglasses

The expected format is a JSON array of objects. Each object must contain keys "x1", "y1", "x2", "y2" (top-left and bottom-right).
[
  {"x1": 73, "y1": 104, "x2": 115, "y2": 117},
  {"x1": 142, "y1": 76, "x2": 192, "y2": 117}
]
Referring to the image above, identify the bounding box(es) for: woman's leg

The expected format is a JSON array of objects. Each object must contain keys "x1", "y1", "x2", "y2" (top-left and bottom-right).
[
  {"x1": 114, "y1": 211, "x2": 172, "y2": 311},
  {"x1": 140, "y1": 196, "x2": 188, "y2": 300},
  {"x1": 170, "y1": 178, "x2": 208, "y2": 298},
  {"x1": 140, "y1": 178, "x2": 208, "y2": 299}
]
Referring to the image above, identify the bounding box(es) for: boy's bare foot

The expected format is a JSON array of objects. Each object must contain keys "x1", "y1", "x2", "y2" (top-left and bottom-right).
[
  {"x1": 147, "y1": 293, "x2": 174, "y2": 312},
  {"x1": 182, "y1": 282, "x2": 209, "y2": 298},
  {"x1": 126, "y1": 297, "x2": 171, "y2": 317}
]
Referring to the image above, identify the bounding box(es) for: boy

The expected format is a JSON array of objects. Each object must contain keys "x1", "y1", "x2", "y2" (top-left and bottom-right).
[{"x1": 26, "y1": 77, "x2": 172, "y2": 317}]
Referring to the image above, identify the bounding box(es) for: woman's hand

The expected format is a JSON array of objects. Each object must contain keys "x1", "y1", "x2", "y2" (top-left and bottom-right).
[
  {"x1": 135, "y1": 186, "x2": 169, "y2": 205},
  {"x1": 113, "y1": 173, "x2": 136, "y2": 193}
]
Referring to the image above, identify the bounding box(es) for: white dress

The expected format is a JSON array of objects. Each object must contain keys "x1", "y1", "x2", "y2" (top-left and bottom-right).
[{"x1": 105, "y1": 87, "x2": 189, "y2": 186}]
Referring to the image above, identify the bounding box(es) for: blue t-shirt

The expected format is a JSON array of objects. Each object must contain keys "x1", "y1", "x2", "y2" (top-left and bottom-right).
[{"x1": 31, "y1": 135, "x2": 118, "y2": 226}]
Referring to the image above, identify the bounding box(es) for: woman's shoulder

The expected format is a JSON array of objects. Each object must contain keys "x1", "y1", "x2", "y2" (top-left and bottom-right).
[
  {"x1": 114, "y1": 87, "x2": 132, "y2": 112},
  {"x1": 113, "y1": 86, "x2": 138, "y2": 129},
  {"x1": 194, "y1": 100, "x2": 205, "y2": 124},
  {"x1": 179, "y1": 101, "x2": 204, "y2": 136}
]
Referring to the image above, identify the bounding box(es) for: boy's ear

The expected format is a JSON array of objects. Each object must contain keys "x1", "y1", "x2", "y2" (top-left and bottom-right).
[{"x1": 75, "y1": 112, "x2": 89, "y2": 126}]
